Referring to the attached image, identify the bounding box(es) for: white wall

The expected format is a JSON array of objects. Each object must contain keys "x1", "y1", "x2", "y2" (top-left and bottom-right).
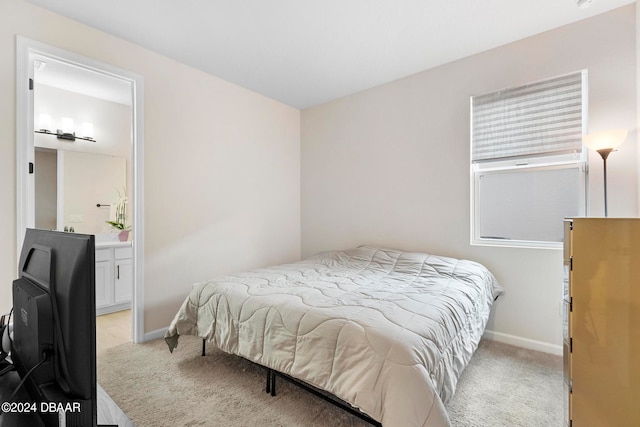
[
  {"x1": 0, "y1": 0, "x2": 301, "y2": 334},
  {"x1": 301, "y1": 6, "x2": 637, "y2": 352}
]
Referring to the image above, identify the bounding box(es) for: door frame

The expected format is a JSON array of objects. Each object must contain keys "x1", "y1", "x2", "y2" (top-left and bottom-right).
[{"x1": 16, "y1": 36, "x2": 145, "y2": 344}]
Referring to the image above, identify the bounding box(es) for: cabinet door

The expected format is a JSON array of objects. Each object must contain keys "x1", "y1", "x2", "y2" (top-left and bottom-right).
[
  {"x1": 114, "y1": 258, "x2": 132, "y2": 304},
  {"x1": 95, "y1": 260, "x2": 113, "y2": 308}
]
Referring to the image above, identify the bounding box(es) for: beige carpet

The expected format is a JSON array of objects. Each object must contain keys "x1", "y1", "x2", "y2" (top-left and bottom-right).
[
  {"x1": 446, "y1": 339, "x2": 563, "y2": 426},
  {"x1": 97, "y1": 336, "x2": 562, "y2": 427}
]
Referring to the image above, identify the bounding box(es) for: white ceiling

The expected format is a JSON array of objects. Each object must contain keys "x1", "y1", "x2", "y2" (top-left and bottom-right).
[{"x1": 26, "y1": 0, "x2": 634, "y2": 109}]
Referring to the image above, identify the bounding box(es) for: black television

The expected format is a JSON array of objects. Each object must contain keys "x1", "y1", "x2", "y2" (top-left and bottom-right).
[{"x1": 10, "y1": 229, "x2": 98, "y2": 427}]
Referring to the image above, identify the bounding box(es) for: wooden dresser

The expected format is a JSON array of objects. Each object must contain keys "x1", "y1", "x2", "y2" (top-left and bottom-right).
[{"x1": 563, "y1": 218, "x2": 640, "y2": 426}]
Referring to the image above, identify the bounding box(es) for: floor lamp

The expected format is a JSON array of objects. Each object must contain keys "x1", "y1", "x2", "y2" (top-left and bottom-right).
[{"x1": 583, "y1": 129, "x2": 628, "y2": 217}]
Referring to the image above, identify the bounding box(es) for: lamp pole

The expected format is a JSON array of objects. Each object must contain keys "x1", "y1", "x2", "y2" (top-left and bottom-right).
[{"x1": 597, "y1": 148, "x2": 613, "y2": 217}]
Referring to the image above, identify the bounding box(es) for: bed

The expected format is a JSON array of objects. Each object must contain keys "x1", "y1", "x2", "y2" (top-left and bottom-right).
[{"x1": 165, "y1": 245, "x2": 503, "y2": 427}]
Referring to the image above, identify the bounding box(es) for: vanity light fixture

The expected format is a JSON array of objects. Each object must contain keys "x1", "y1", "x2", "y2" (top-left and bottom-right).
[{"x1": 35, "y1": 115, "x2": 96, "y2": 142}]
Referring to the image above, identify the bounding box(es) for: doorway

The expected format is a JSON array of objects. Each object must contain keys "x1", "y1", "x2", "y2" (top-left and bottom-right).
[{"x1": 16, "y1": 37, "x2": 145, "y2": 344}]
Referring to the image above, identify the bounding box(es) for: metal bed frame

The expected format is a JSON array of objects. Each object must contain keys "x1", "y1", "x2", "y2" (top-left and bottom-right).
[{"x1": 202, "y1": 339, "x2": 382, "y2": 427}]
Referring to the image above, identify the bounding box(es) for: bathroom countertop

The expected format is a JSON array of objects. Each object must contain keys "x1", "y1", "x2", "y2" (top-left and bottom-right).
[{"x1": 95, "y1": 240, "x2": 132, "y2": 249}]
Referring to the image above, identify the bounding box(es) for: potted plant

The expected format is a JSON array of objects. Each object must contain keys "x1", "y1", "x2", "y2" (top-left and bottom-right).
[{"x1": 106, "y1": 192, "x2": 131, "y2": 241}]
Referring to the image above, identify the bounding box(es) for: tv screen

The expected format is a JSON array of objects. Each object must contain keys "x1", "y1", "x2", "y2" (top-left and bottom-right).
[{"x1": 10, "y1": 229, "x2": 97, "y2": 427}]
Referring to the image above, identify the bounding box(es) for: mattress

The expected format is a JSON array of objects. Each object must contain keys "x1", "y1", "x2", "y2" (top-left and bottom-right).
[{"x1": 165, "y1": 246, "x2": 503, "y2": 427}]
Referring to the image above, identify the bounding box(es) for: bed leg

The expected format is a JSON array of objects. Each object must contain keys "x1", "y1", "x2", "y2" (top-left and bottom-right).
[
  {"x1": 270, "y1": 370, "x2": 276, "y2": 396},
  {"x1": 266, "y1": 368, "x2": 276, "y2": 396},
  {"x1": 266, "y1": 369, "x2": 271, "y2": 394},
  {"x1": 265, "y1": 369, "x2": 276, "y2": 396},
  {"x1": 201, "y1": 339, "x2": 206, "y2": 356}
]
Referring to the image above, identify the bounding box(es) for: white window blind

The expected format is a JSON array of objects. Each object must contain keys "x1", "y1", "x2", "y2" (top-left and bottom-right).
[
  {"x1": 472, "y1": 71, "x2": 586, "y2": 162},
  {"x1": 477, "y1": 166, "x2": 581, "y2": 243}
]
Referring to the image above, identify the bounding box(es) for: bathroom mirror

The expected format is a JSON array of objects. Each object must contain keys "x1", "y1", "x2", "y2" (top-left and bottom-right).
[{"x1": 35, "y1": 147, "x2": 127, "y2": 236}]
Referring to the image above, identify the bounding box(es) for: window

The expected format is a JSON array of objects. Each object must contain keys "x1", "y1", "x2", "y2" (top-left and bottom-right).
[{"x1": 471, "y1": 71, "x2": 588, "y2": 248}]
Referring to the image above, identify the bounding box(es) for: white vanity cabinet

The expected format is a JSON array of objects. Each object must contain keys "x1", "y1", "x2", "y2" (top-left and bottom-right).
[{"x1": 95, "y1": 242, "x2": 132, "y2": 316}]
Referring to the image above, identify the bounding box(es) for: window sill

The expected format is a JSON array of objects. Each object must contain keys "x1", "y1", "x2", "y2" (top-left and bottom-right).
[{"x1": 471, "y1": 239, "x2": 563, "y2": 250}]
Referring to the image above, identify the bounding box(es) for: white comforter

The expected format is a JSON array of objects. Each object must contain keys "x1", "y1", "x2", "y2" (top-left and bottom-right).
[{"x1": 165, "y1": 246, "x2": 503, "y2": 427}]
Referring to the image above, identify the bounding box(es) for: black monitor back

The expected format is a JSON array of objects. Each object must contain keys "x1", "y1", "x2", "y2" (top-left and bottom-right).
[{"x1": 12, "y1": 229, "x2": 97, "y2": 427}]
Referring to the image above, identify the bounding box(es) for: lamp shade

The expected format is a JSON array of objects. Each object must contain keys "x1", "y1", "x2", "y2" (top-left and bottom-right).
[{"x1": 583, "y1": 129, "x2": 628, "y2": 151}]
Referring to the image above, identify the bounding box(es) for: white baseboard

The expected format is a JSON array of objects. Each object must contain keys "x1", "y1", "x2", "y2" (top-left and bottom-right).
[
  {"x1": 142, "y1": 327, "x2": 168, "y2": 343},
  {"x1": 483, "y1": 330, "x2": 562, "y2": 356}
]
